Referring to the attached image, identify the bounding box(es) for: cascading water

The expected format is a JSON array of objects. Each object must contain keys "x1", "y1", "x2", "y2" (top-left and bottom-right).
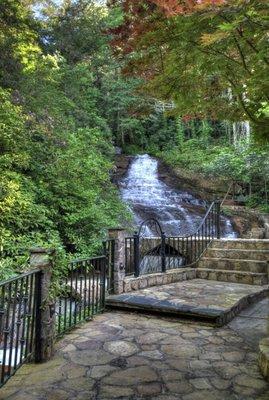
[
  {"x1": 120, "y1": 154, "x2": 236, "y2": 237},
  {"x1": 232, "y1": 121, "x2": 251, "y2": 146}
]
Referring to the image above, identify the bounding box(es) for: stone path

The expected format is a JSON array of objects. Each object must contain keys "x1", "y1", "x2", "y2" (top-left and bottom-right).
[
  {"x1": 1, "y1": 302, "x2": 269, "y2": 400},
  {"x1": 229, "y1": 297, "x2": 269, "y2": 350},
  {"x1": 106, "y1": 279, "x2": 269, "y2": 325}
]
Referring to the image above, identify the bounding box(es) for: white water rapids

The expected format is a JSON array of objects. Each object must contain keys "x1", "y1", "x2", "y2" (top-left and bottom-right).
[{"x1": 119, "y1": 154, "x2": 236, "y2": 237}]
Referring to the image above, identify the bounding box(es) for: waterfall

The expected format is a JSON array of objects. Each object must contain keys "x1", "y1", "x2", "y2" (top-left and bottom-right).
[
  {"x1": 232, "y1": 121, "x2": 251, "y2": 146},
  {"x1": 225, "y1": 88, "x2": 251, "y2": 146},
  {"x1": 119, "y1": 154, "x2": 236, "y2": 237}
]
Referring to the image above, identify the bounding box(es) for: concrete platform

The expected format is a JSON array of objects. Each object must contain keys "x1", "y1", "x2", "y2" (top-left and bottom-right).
[{"x1": 106, "y1": 279, "x2": 269, "y2": 326}]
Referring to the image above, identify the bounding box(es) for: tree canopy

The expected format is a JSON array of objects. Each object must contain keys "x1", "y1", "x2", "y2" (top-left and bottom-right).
[
  {"x1": 0, "y1": 0, "x2": 133, "y2": 272},
  {"x1": 110, "y1": 0, "x2": 269, "y2": 139},
  {"x1": 0, "y1": 0, "x2": 268, "y2": 279}
]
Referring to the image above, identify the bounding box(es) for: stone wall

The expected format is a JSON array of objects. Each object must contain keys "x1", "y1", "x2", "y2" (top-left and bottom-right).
[{"x1": 122, "y1": 268, "x2": 196, "y2": 293}]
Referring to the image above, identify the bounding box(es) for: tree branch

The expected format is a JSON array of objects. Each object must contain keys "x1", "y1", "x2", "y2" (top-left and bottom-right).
[{"x1": 226, "y1": 76, "x2": 259, "y2": 124}]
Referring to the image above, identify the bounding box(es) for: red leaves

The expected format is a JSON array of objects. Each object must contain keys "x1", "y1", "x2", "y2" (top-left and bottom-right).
[
  {"x1": 150, "y1": 0, "x2": 185, "y2": 16},
  {"x1": 148, "y1": 0, "x2": 226, "y2": 16},
  {"x1": 109, "y1": 0, "x2": 227, "y2": 75},
  {"x1": 109, "y1": 1, "x2": 160, "y2": 55}
]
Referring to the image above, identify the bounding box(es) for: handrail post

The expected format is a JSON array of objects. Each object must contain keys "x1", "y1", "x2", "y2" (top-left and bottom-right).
[
  {"x1": 161, "y1": 232, "x2": 166, "y2": 273},
  {"x1": 134, "y1": 232, "x2": 140, "y2": 277},
  {"x1": 216, "y1": 199, "x2": 221, "y2": 239}
]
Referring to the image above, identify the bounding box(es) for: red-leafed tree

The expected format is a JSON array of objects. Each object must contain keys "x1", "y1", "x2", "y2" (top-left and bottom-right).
[
  {"x1": 110, "y1": 0, "x2": 269, "y2": 140},
  {"x1": 150, "y1": 0, "x2": 227, "y2": 16}
]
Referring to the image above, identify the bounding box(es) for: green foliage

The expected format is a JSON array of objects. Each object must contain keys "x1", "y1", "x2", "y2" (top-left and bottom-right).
[
  {"x1": 0, "y1": 0, "x2": 133, "y2": 279},
  {"x1": 113, "y1": 0, "x2": 269, "y2": 140},
  {"x1": 1, "y1": 0, "x2": 268, "y2": 281},
  {"x1": 158, "y1": 122, "x2": 269, "y2": 212},
  {"x1": 0, "y1": 0, "x2": 40, "y2": 87}
]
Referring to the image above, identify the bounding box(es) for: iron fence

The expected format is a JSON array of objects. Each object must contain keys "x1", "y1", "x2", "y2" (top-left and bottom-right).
[
  {"x1": 126, "y1": 200, "x2": 221, "y2": 276},
  {"x1": 0, "y1": 269, "x2": 41, "y2": 387},
  {"x1": 56, "y1": 256, "x2": 106, "y2": 337},
  {"x1": 0, "y1": 241, "x2": 114, "y2": 387}
]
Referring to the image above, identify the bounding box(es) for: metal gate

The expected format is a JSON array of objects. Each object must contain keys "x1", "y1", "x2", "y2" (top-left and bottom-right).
[
  {"x1": 125, "y1": 200, "x2": 221, "y2": 277},
  {"x1": 135, "y1": 218, "x2": 166, "y2": 276}
]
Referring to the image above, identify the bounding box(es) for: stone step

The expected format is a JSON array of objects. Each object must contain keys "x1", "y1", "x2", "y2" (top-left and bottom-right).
[
  {"x1": 205, "y1": 248, "x2": 269, "y2": 261},
  {"x1": 106, "y1": 280, "x2": 269, "y2": 326},
  {"x1": 196, "y1": 268, "x2": 268, "y2": 286},
  {"x1": 212, "y1": 239, "x2": 269, "y2": 251},
  {"x1": 199, "y1": 257, "x2": 268, "y2": 273}
]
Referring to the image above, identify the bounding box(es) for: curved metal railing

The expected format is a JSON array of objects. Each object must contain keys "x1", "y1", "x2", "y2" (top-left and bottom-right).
[
  {"x1": 125, "y1": 200, "x2": 221, "y2": 276},
  {"x1": 166, "y1": 200, "x2": 221, "y2": 268}
]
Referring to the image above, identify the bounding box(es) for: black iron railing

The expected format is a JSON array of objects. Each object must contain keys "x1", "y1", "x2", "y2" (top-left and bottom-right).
[
  {"x1": 0, "y1": 241, "x2": 114, "y2": 387},
  {"x1": 172, "y1": 199, "x2": 221, "y2": 267},
  {"x1": 56, "y1": 256, "x2": 106, "y2": 337},
  {"x1": 126, "y1": 200, "x2": 221, "y2": 276},
  {"x1": 0, "y1": 269, "x2": 41, "y2": 387}
]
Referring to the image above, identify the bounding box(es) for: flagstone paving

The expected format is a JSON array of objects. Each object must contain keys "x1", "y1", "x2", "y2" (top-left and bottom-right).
[
  {"x1": 228, "y1": 297, "x2": 269, "y2": 350},
  {"x1": 1, "y1": 299, "x2": 269, "y2": 400},
  {"x1": 106, "y1": 279, "x2": 269, "y2": 325}
]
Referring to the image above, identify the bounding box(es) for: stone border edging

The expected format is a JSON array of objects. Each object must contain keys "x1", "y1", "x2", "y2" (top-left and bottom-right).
[
  {"x1": 259, "y1": 337, "x2": 269, "y2": 381},
  {"x1": 123, "y1": 268, "x2": 196, "y2": 292},
  {"x1": 216, "y1": 288, "x2": 269, "y2": 326}
]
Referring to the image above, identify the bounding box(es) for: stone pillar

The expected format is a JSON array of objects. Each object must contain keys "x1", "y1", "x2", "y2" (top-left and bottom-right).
[
  {"x1": 108, "y1": 228, "x2": 127, "y2": 294},
  {"x1": 30, "y1": 248, "x2": 55, "y2": 363}
]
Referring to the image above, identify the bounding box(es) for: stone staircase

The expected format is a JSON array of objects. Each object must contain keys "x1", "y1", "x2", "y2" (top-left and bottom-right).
[{"x1": 197, "y1": 239, "x2": 269, "y2": 285}]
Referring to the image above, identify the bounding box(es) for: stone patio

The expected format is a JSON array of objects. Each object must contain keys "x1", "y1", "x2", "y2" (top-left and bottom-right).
[
  {"x1": 106, "y1": 279, "x2": 269, "y2": 326},
  {"x1": 1, "y1": 299, "x2": 269, "y2": 400}
]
